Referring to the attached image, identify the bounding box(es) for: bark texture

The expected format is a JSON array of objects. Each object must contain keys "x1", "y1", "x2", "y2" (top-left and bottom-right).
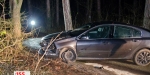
[
  {"x1": 46, "y1": 0, "x2": 51, "y2": 32},
  {"x1": 12, "y1": 0, "x2": 23, "y2": 38},
  {"x1": 27, "y1": 0, "x2": 32, "y2": 15},
  {"x1": 46, "y1": 0, "x2": 50, "y2": 18},
  {"x1": 143, "y1": 0, "x2": 150, "y2": 29},
  {"x1": 86, "y1": 0, "x2": 93, "y2": 22},
  {"x1": 118, "y1": 0, "x2": 121, "y2": 21},
  {"x1": 56, "y1": 0, "x2": 59, "y2": 26},
  {"x1": 62, "y1": 0, "x2": 73, "y2": 31},
  {"x1": 97, "y1": 0, "x2": 101, "y2": 21}
]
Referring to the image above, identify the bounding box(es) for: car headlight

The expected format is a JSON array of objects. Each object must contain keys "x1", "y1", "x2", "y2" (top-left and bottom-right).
[
  {"x1": 40, "y1": 40, "x2": 48, "y2": 47},
  {"x1": 40, "y1": 40, "x2": 56, "y2": 49}
]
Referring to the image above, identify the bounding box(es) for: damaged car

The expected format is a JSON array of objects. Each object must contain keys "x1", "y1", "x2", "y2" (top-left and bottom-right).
[{"x1": 39, "y1": 21, "x2": 150, "y2": 66}]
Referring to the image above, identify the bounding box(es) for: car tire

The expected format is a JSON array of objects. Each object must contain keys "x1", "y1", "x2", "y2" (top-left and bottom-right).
[
  {"x1": 60, "y1": 48, "x2": 76, "y2": 63},
  {"x1": 134, "y1": 49, "x2": 150, "y2": 66}
]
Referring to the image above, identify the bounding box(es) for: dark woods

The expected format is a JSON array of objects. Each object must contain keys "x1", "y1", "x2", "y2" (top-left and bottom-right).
[
  {"x1": 22, "y1": 0, "x2": 146, "y2": 32},
  {"x1": 70, "y1": 0, "x2": 145, "y2": 26}
]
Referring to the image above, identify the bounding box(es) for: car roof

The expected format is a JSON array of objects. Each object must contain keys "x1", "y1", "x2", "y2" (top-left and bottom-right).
[
  {"x1": 89, "y1": 21, "x2": 150, "y2": 32},
  {"x1": 90, "y1": 21, "x2": 127, "y2": 25},
  {"x1": 87, "y1": 21, "x2": 126, "y2": 28}
]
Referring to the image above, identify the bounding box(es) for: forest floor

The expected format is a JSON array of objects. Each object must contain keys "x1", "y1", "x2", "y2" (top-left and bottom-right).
[{"x1": 21, "y1": 38, "x2": 150, "y2": 75}]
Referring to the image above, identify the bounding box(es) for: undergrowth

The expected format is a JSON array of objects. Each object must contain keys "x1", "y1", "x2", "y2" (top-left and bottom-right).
[{"x1": 0, "y1": 18, "x2": 90, "y2": 75}]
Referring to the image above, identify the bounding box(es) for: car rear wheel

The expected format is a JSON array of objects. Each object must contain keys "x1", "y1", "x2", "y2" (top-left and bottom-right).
[
  {"x1": 134, "y1": 49, "x2": 150, "y2": 66},
  {"x1": 60, "y1": 48, "x2": 76, "y2": 63}
]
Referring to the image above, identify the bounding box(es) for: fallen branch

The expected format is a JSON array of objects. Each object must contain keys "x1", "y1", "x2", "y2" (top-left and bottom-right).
[
  {"x1": 1, "y1": 60, "x2": 23, "y2": 62},
  {"x1": 0, "y1": 38, "x2": 23, "y2": 53},
  {"x1": 34, "y1": 31, "x2": 63, "y2": 73},
  {"x1": 40, "y1": 61, "x2": 51, "y2": 69}
]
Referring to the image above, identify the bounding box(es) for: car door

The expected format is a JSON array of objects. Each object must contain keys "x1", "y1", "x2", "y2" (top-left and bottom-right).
[
  {"x1": 76, "y1": 25, "x2": 114, "y2": 58},
  {"x1": 108, "y1": 25, "x2": 142, "y2": 58}
]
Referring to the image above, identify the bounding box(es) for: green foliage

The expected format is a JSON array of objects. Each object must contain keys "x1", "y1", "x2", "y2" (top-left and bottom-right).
[{"x1": 0, "y1": 30, "x2": 6, "y2": 37}]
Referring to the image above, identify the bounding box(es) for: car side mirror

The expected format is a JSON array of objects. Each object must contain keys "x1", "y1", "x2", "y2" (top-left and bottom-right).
[{"x1": 80, "y1": 35, "x2": 89, "y2": 39}]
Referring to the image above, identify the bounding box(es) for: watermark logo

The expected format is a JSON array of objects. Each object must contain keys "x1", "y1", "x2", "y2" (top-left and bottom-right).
[{"x1": 14, "y1": 71, "x2": 30, "y2": 75}]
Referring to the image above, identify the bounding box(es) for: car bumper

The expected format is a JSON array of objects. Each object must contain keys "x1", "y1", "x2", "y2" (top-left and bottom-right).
[{"x1": 38, "y1": 48, "x2": 59, "y2": 58}]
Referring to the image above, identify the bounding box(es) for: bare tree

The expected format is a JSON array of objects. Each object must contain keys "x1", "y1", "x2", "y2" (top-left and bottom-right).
[
  {"x1": 97, "y1": 0, "x2": 101, "y2": 21},
  {"x1": 46, "y1": 0, "x2": 51, "y2": 32},
  {"x1": 56, "y1": 0, "x2": 59, "y2": 26},
  {"x1": 0, "y1": 0, "x2": 5, "y2": 20},
  {"x1": 9, "y1": 0, "x2": 13, "y2": 17},
  {"x1": 143, "y1": 0, "x2": 150, "y2": 29},
  {"x1": 86, "y1": 0, "x2": 93, "y2": 22},
  {"x1": 27, "y1": 0, "x2": 32, "y2": 15},
  {"x1": 118, "y1": 0, "x2": 121, "y2": 21},
  {"x1": 133, "y1": 0, "x2": 138, "y2": 10},
  {"x1": 12, "y1": 0, "x2": 23, "y2": 38},
  {"x1": 62, "y1": 0, "x2": 73, "y2": 31},
  {"x1": 46, "y1": 0, "x2": 50, "y2": 19},
  {"x1": 133, "y1": 0, "x2": 138, "y2": 24}
]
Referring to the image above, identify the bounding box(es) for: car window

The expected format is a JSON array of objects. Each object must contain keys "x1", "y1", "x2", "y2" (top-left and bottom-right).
[
  {"x1": 113, "y1": 26, "x2": 141, "y2": 38},
  {"x1": 70, "y1": 24, "x2": 92, "y2": 37},
  {"x1": 73, "y1": 24, "x2": 92, "y2": 31},
  {"x1": 85, "y1": 26, "x2": 110, "y2": 39},
  {"x1": 132, "y1": 29, "x2": 141, "y2": 37}
]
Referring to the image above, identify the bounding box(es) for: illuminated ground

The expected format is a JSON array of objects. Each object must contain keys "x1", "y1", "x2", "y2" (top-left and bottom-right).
[{"x1": 23, "y1": 38, "x2": 150, "y2": 75}]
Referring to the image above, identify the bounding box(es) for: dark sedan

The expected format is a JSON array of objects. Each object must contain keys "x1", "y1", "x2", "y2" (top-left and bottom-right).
[{"x1": 39, "y1": 21, "x2": 150, "y2": 66}]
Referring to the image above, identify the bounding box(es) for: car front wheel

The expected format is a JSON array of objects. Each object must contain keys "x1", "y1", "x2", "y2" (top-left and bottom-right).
[
  {"x1": 60, "y1": 48, "x2": 76, "y2": 63},
  {"x1": 134, "y1": 49, "x2": 150, "y2": 66}
]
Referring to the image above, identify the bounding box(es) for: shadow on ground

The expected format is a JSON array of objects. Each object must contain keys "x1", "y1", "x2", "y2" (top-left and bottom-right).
[{"x1": 79, "y1": 60, "x2": 150, "y2": 75}]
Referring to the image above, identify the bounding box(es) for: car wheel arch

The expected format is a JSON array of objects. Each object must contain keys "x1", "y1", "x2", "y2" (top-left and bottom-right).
[
  {"x1": 59, "y1": 47, "x2": 76, "y2": 53},
  {"x1": 134, "y1": 47, "x2": 150, "y2": 54},
  {"x1": 59, "y1": 47, "x2": 77, "y2": 62},
  {"x1": 133, "y1": 48, "x2": 150, "y2": 66},
  {"x1": 132, "y1": 47, "x2": 150, "y2": 58}
]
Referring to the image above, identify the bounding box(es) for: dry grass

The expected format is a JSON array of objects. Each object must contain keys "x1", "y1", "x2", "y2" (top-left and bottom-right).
[
  {"x1": 0, "y1": 24, "x2": 91, "y2": 75},
  {"x1": 0, "y1": 39, "x2": 91, "y2": 75},
  {"x1": 0, "y1": 17, "x2": 114, "y2": 75},
  {"x1": 0, "y1": 49, "x2": 86, "y2": 75}
]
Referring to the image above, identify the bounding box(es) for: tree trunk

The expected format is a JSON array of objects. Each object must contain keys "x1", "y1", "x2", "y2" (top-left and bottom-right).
[
  {"x1": 143, "y1": 0, "x2": 150, "y2": 29},
  {"x1": 9, "y1": 0, "x2": 13, "y2": 17},
  {"x1": 46, "y1": 0, "x2": 51, "y2": 32},
  {"x1": 86, "y1": 0, "x2": 93, "y2": 22},
  {"x1": 12, "y1": 0, "x2": 23, "y2": 49},
  {"x1": 12, "y1": 0, "x2": 23, "y2": 38},
  {"x1": 56, "y1": 0, "x2": 59, "y2": 26},
  {"x1": 46, "y1": 0, "x2": 50, "y2": 18},
  {"x1": 27, "y1": 0, "x2": 32, "y2": 15},
  {"x1": 133, "y1": 0, "x2": 138, "y2": 9},
  {"x1": 1, "y1": 0, "x2": 5, "y2": 21},
  {"x1": 62, "y1": 0, "x2": 73, "y2": 31},
  {"x1": 118, "y1": 0, "x2": 121, "y2": 21},
  {"x1": 97, "y1": 0, "x2": 101, "y2": 21},
  {"x1": 133, "y1": 0, "x2": 138, "y2": 24}
]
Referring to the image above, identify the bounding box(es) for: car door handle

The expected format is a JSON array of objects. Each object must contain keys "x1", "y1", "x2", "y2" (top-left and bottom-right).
[
  {"x1": 102, "y1": 41, "x2": 109, "y2": 44},
  {"x1": 132, "y1": 39, "x2": 139, "y2": 42},
  {"x1": 81, "y1": 48, "x2": 86, "y2": 50}
]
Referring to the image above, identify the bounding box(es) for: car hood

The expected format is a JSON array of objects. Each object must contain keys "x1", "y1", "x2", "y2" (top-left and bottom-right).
[{"x1": 41, "y1": 31, "x2": 71, "y2": 41}]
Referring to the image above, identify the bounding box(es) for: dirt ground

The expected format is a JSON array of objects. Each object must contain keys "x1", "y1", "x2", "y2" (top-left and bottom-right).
[
  {"x1": 35, "y1": 58, "x2": 150, "y2": 75},
  {"x1": 23, "y1": 38, "x2": 150, "y2": 75},
  {"x1": 66, "y1": 61, "x2": 116, "y2": 75},
  {"x1": 80, "y1": 60, "x2": 150, "y2": 75}
]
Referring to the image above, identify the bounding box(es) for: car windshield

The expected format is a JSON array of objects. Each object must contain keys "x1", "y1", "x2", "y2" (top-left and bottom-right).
[{"x1": 69, "y1": 24, "x2": 92, "y2": 36}]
